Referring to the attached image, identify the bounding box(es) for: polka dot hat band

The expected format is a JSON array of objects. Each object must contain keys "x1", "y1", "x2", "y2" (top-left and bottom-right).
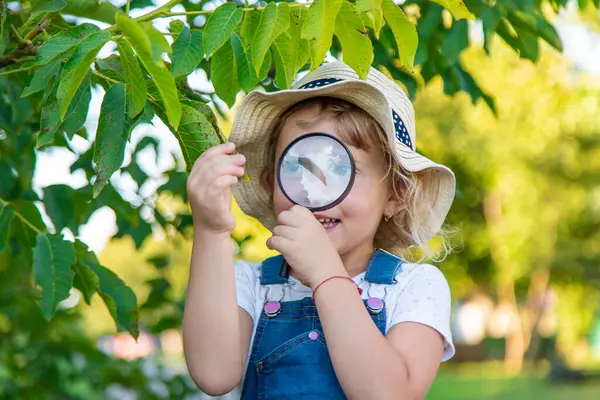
[{"x1": 299, "y1": 78, "x2": 414, "y2": 150}]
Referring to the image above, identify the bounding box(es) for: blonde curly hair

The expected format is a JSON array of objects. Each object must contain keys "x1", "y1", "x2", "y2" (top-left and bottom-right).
[{"x1": 260, "y1": 97, "x2": 451, "y2": 260}]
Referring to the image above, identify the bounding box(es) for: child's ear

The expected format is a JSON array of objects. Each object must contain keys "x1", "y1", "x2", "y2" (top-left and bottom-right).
[
  {"x1": 260, "y1": 168, "x2": 274, "y2": 192},
  {"x1": 384, "y1": 196, "x2": 405, "y2": 219},
  {"x1": 384, "y1": 176, "x2": 407, "y2": 217}
]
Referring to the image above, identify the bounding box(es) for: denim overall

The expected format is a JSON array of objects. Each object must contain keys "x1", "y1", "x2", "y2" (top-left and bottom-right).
[{"x1": 240, "y1": 249, "x2": 405, "y2": 399}]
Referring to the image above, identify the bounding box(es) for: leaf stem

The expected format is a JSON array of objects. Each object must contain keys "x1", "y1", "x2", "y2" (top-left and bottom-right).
[
  {"x1": 0, "y1": 65, "x2": 35, "y2": 76},
  {"x1": 161, "y1": 2, "x2": 312, "y2": 18},
  {"x1": 105, "y1": 1, "x2": 312, "y2": 30},
  {"x1": 23, "y1": 13, "x2": 50, "y2": 43},
  {"x1": 10, "y1": 25, "x2": 26, "y2": 45},
  {"x1": 126, "y1": 0, "x2": 131, "y2": 14},
  {"x1": 92, "y1": 70, "x2": 120, "y2": 85},
  {"x1": 12, "y1": 56, "x2": 36, "y2": 64},
  {"x1": 0, "y1": 199, "x2": 44, "y2": 235},
  {"x1": 105, "y1": 0, "x2": 183, "y2": 32}
]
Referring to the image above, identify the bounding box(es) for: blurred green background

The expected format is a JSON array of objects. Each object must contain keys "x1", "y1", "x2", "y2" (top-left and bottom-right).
[{"x1": 2, "y1": 1, "x2": 600, "y2": 400}]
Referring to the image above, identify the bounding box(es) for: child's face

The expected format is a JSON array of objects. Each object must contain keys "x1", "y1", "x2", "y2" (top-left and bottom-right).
[{"x1": 273, "y1": 104, "x2": 395, "y2": 257}]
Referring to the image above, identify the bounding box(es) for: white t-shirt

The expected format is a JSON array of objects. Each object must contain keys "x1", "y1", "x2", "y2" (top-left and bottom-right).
[{"x1": 234, "y1": 259, "x2": 455, "y2": 363}]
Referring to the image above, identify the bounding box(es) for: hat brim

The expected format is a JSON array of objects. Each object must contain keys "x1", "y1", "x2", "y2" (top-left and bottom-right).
[{"x1": 229, "y1": 80, "x2": 455, "y2": 238}]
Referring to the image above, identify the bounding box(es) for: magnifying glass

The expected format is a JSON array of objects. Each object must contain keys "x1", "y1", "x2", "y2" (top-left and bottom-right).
[{"x1": 276, "y1": 133, "x2": 356, "y2": 278}]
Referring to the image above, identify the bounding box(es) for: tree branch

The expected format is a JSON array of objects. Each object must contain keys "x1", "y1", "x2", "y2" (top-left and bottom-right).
[
  {"x1": 105, "y1": 0, "x2": 183, "y2": 32},
  {"x1": 0, "y1": 17, "x2": 49, "y2": 69},
  {"x1": 0, "y1": 46, "x2": 39, "y2": 69}
]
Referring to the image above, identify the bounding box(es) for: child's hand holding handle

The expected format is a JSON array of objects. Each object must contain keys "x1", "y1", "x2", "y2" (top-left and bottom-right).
[{"x1": 187, "y1": 142, "x2": 246, "y2": 233}]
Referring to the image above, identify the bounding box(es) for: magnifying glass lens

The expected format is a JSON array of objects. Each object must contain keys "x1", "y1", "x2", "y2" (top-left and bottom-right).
[{"x1": 278, "y1": 134, "x2": 355, "y2": 210}]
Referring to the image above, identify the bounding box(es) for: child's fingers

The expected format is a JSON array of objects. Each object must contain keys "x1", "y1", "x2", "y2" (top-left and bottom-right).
[
  {"x1": 276, "y1": 209, "x2": 304, "y2": 228},
  {"x1": 212, "y1": 175, "x2": 239, "y2": 190},
  {"x1": 192, "y1": 155, "x2": 245, "y2": 183},
  {"x1": 190, "y1": 142, "x2": 237, "y2": 173},
  {"x1": 271, "y1": 225, "x2": 297, "y2": 240},
  {"x1": 266, "y1": 235, "x2": 294, "y2": 254}
]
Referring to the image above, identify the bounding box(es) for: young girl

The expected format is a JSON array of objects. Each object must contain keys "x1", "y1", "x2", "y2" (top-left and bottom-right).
[{"x1": 183, "y1": 62, "x2": 456, "y2": 399}]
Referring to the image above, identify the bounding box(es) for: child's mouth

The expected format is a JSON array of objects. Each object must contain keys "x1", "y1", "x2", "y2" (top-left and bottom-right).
[{"x1": 317, "y1": 218, "x2": 340, "y2": 231}]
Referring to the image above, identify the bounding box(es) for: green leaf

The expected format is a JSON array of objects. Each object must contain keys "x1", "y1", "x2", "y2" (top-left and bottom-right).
[
  {"x1": 272, "y1": 33, "x2": 296, "y2": 89},
  {"x1": 177, "y1": 104, "x2": 224, "y2": 172},
  {"x1": 33, "y1": 234, "x2": 76, "y2": 320},
  {"x1": 362, "y1": 8, "x2": 385, "y2": 39},
  {"x1": 115, "y1": 213, "x2": 151, "y2": 249},
  {"x1": 334, "y1": 1, "x2": 372, "y2": 79},
  {"x1": 357, "y1": 0, "x2": 384, "y2": 38},
  {"x1": 61, "y1": 74, "x2": 91, "y2": 139},
  {"x1": 117, "y1": 15, "x2": 181, "y2": 129},
  {"x1": 232, "y1": 33, "x2": 271, "y2": 92},
  {"x1": 128, "y1": 0, "x2": 153, "y2": 9},
  {"x1": 203, "y1": 2, "x2": 243, "y2": 57},
  {"x1": 34, "y1": 24, "x2": 99, "y2": 67},
  {"x1": 0, "y1": 201, "x2": 14, "y2": 252},
  {"x1": 301, "y1": 0, "x2": 343, "y2": 70},
  {"x1": 57, "y1": 31, "x2": 112, "y2": 120},
  {"x1": 141, "y1": 21, "x2": 172, "y2": 62},
  {"x1": 534, "y1": 15, "x2": 562, "y2": 51},
  {"x1": 270, "y1": 7, "x2": 310, "y2": 88},
  {"x1": 241, "y1": 9, "x2": 261, "y2": 47},
  {"x1": 381, "y1": 0, "x2": 417, "y2": 69},
  {"x1": 22, "y1": 56, "x2": 64, "y2": 98},
  {"x1": 17, "y1": 11, "x2": 45, "y2": 38},
  {"x1": 507, "y1": 10, "x2": 563, "y2": 52},
  {"x1": 116, "y1": 39, "x2": 147, "y2": 118},
  {"x1": 31, "y1": 0, "x2": 66, "y2": 13},
  {"x1": 480, "y1": 6, "x2": 502, "y2": 54},
  {"x1": 43, "y1": 184, "x2": 78, "y2": 234},
  {"x1": 211, "y1": 40, "x2": 239, "y2": 108},
  {"x1": 187, "y1": 100, "x2": 220, "y2": 134},
  {"x1": 72, "y1": 241, "x2": 100, "y2": 305},
  {"x1": 12, "y1": 200, "x2": 46, "y2": 240},
  {"x1": 0, "y1": 162, "x2": 16, "y2": 199},
  {"x1": 251, "y1": 2, "x2": 290, "y2": 74},
  {"x1": 0, "y1": 1, "x2": 6, "y2": 53},
  {"x1": 496, "y1": 19, "x2": 539, "y2": 62},
  {"x1": 356, "y1": 0, "x2": 380, "y2": 11},
  {"x1": 95, "y1": 54, "x2": 124, "y2": 82},
  {"x1": 442, "y1": 63, "x2": 497, "y2": 114},
  {"x1": 290, "y1": 9, "x2": 310, "y2": 72},
  {"x1": 38, "y1": 83, "x2": 61, "y2": 148},
  {"x1": 63, "y1": 0, "x2": 125, "y2": 24},
  {"x1": 89, "y1": 255, "x2": 139, "y2": 338},
  {"x1": 429, "y1": 0, "x2": 474, "y2": 20},
  {"x1": 171, "y1": 28, "x2": 204, "y2": 77},
  {"x1": 442, "y1": 19, "x2": 468, "y2": 63},
  {"x1": 169, "y1": 19, "x2": 185, "y2": 35},
  {"x1": 93, "y1": 83, "x2": 136, "y2": 197}
]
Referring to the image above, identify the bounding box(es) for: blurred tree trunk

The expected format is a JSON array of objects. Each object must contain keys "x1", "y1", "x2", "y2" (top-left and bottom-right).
[
  {"x1": 523, "y1": 268, "x2": 551, "y2": 362},
  {"x1": 484, "y1": 193, "x2": 525, "y2": 373},
  {"x1": 485, "y1": 191, "x2": 555, "y2": 373}
]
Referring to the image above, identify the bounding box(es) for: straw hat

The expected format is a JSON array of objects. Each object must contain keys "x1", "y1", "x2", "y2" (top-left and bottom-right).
[{"x1": 229, "y1": 61, "x2": 455, "y2": 240}]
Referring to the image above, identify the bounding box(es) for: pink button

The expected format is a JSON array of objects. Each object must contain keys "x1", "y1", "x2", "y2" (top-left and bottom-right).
[{"x1": 308, "y1": 331, "x2": 318, "y2": 340}]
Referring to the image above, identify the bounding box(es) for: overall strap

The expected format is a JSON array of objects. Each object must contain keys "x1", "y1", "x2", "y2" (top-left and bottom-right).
[
  {"x1": 260, "y1": 255, "x2": 289, "y2": 285},
  {"x1": 364, "y1": 249, "x2": 405, "y2": 285}
]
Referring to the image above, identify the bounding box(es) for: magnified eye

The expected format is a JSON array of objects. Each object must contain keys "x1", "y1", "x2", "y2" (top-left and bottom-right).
[
  {"x1": 282, "y1": 159, "x2": 301, "y2": 173},
  {"x1": 333, "y1": 163, "x2": 352, "y2": 177}
]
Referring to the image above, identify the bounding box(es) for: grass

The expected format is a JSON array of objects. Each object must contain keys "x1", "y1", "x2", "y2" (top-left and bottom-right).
[{"x1": 426, "y1": 363, "x2": 600, "y2": 400}]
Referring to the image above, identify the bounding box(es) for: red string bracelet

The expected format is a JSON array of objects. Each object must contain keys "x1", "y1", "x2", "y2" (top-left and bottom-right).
[{"x1": 312, "y1": 275, "x2": 363, "y2": 301}]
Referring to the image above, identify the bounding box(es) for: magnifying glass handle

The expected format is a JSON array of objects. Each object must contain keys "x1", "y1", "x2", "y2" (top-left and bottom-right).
[{"x1": 279, "y1": 260, "x2": 291, "y2": 279}]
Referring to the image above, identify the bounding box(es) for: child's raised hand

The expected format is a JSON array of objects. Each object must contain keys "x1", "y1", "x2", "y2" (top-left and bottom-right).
[
  {"x1": 266, "y1": 205, "x2": 346, "y2": 287},
  {"x1": 187, "y1": 142, "x2": 246, "y2": 234}
]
